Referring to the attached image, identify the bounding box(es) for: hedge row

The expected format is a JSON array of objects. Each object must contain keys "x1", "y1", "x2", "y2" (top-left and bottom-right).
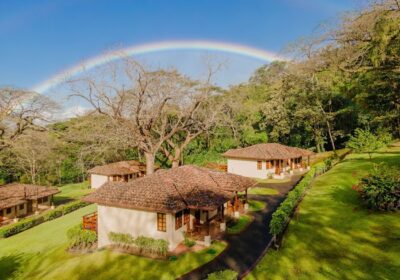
[
  {"x1": 108, "y1": 232, "x2": 169, "y2": 256},
  {"x1": 0, "y1": 200, "x2": 90, "y2": 238},
  {"x1": 269, "y1": 157, "x2": 337, "y2": 236}
]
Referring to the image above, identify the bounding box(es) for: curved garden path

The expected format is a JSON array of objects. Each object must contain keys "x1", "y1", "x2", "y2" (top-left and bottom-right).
[{"x1": 179, "y1": 175, "x2": 303, "y2": 280}]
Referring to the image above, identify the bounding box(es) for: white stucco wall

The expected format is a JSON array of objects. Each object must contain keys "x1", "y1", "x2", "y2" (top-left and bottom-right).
[
  {"x1": 97, "y1": 205, "x2": 185, "y2": 250},
  {"x1": 227, "y1": 158, "x2": 275, "y2": 179},
  {"x1": 91, "y1": 174, "x2": 109, "y2": 189}
]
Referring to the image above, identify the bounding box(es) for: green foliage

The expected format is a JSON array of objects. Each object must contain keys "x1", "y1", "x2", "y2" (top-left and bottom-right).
[
  {"x1": 347, "y1": 128, "x2": 385, "y2": 159},
  {"x1": 269, "y1": 164, "x2": 323, "y2": 236},
  {"x1": 226, "y1": 215, "x2": 252, "y2": 234},
  {"x1": 207, "y1": 269, "x2": 238, "y2": 280},
  {"x1": 0, "y1": 216, "x2": 44, "y2": 238},
  {"x1": 248, "y1": 200, "x2": 266, "y2": 212},
  {"x1": 0, "y1": 200, "x2": 90, "y2": 238},
  {"x1": 62, "y1": 201, "x2": 90, "y2": 215},
  {"x1": 356, "y1": 164, "x2": 400, "y2": 211},
  {"x1": 67, "y1": 224, "x2": 97, "y2": 249},
  {"x1": 183, "y1": 232, "x2": 196, "y2": 248},
  {"x1": 108, "y1": 232, "x2": 169, "y2": 256},
  {"x1": 108, "y1": 232, "x2": 134, "y2": 245}
]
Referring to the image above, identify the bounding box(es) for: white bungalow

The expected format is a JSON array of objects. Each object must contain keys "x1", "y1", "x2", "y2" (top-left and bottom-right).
[
  {"x1": 223, "y1": 143, "x2": 314, "y2": 179},
  {"x1": 82, "y1": 165, "x2": 255, "y2": 251},
  {"x1": 87, "y1": 160, "x2": 146, "y2": 189}
]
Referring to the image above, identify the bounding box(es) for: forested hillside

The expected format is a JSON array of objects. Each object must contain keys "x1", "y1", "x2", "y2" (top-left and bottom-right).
[{"x1": 0, "y1": 0, "x2": 398, "y2": 185}]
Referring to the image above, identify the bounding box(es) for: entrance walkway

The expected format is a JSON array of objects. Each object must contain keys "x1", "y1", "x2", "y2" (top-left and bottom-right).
[{"x1": 179, "y1": 175, "x2": 303, "y2": 280}]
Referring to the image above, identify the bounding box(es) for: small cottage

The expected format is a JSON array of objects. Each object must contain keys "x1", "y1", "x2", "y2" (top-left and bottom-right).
[
  {"x1": 0, "y1": 183, "x2": 59, "y2": 224},
  {"x1": 88, "y1": 160, "x2": 146, "y2": 189},
  {"x1": 223, "y1": 143, "x2": 314, "y2": 179},
  {"x1": 82, "y1": 165, "x2": 255, "y2": 250}
]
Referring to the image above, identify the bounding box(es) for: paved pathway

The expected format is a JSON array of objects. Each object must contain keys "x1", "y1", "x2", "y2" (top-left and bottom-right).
[{"x1": 179, "y1": 175, "x2": 302, "y2": 280}]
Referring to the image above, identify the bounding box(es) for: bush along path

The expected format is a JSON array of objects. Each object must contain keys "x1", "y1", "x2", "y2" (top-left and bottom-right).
[{"x1": 0, "y1": 201, "x2": 90, "y2": 238}]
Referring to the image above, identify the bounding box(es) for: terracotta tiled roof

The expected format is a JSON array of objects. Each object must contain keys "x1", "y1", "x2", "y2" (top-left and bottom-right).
[
  {"x1": 83, "y1": 165, "x2": 256, "y2": 213},
  {"x1": 223, "y1": 143, "x2": 314, "y2": 160},
  {"x1": 88, "y1": 160, "x2": 146, "y2": 176},
  {"x1": 0, "y1": 183, "x2": 60, "y2": 210}
]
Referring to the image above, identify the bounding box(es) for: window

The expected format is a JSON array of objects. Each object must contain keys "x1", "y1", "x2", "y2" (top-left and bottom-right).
[
  {"x1": 257, "y1": 161, "x2": 262, "y2": 170},
  {"x1": 37, "y1": 198, "x2": 42, "y2": 204},
  {"x1": 6, "y1": 207, "x2": 12, "y2": 214},
  {"x1": 175, "y1": 211, "x2": 183, "y2": 230},
  {"x1": 19, "y1": 204, "x2": 24, "y2": 210},
  {"x1": 43, "y1": 196, "x2": 48, "y2": 203},
  {"x1": 157, "y1": 213, "x2": 166, "y2": 232},
  {"x1": 266, "y1": 161, "x2": 271, "y2": 169},
  {"x1": 183, "y1": 209, "x2": 190, "y2": 225}
]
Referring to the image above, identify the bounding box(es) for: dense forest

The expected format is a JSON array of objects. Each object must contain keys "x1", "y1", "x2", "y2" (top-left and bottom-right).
[{"x1": 0, "y1": 0, "x2": 399, "y2": 185}]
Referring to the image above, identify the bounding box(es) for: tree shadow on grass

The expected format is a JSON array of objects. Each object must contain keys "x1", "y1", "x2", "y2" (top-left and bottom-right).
[{"x1": 0, "y1": 254, "x2": 24, "y2": 280}]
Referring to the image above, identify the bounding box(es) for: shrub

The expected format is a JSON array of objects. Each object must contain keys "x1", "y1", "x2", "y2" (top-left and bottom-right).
[
  {"x1": 0, "y1": 200, "x2": 90, "y2": 238},
  {"x1": 67, "y1": 224, "x2": 97, "y2": 249},
  {"x1": 0, "y1": 216, "x2": 44, "y2": 238},
  {"x1": 108, "y1": 232, "x2": 134, "y2": 245},
  {"x1": 183, "y1": 232, "x2": 196, "y2": 248},
  {"x1": 269, "y1": 161, "x2": 333, "y2": 236},
  {"x1": 134, "y1": 236, "x2": 169, "y2": 256},
  {"x1": 207, "y1": 269, "x2": 238, "y2": 280},
  {"x1": 108, "y1": 232, "x2": 169, "y2": 256},
  {"x1": 356, "y1": 164, "x2": 400, "y2": 211},
  {"x1": 62, "y1": 201, "x2": 89, "y2": 215}
]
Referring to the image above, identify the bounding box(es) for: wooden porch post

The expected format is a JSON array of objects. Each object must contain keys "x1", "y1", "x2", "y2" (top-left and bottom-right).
[
  {"x1": 234, "y1": 191, "x2": 238, "y2": 211},
  {"x1": 245, "y1": 189, "x2": 248, "y2": 203},
  {"x1": 206, "y1": 211, "x2": 210, "y2": 236}
]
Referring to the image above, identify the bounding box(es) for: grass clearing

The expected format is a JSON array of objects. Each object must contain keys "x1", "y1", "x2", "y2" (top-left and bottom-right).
[
  {"x1": 247, "y1": 187, "x2": 279, "y2": 196},
  {"x1": 247, "y1": 145, "x2": 400, "y2": 280},
  {"x1": 248, "y1": 200, "x2": 266, "y2": 212},
  {"x1": 226, "y1": 215, "x2": 252, "y2": 234},
  {"x1": 0, "y1": 204, "x2": 226, "y2": 280},
  {"x1": 53, "y1": 181, "x2": 91, "y2": 205}
]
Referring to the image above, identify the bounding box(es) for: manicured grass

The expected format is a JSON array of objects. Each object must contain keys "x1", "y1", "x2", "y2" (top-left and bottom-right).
[
  {"x1": 53, "y1": 181, "x2": 91, "y2": 205},
  {"x1": 247, "y1": 145, "x2": 400, "y2": 280},
  {"x1": 248, "y1": 200, "x2": 266, "y2": 212},
  {"x1": 0, "y1": 204, "x2": 226, "y2": 280},
  {"x1": 247, "y1": 187, "x2": 279, "y2": 196},
  {"x1": 256, "y1": 177, "x2": 292, "y2": 184},
  {"x1": 226, "y1": 215, "x2": 252, "y2": 234}
]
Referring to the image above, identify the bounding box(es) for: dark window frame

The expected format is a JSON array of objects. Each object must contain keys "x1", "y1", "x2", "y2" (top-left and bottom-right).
[{"x1": 175, "y1": 211, "x2": 183, "y2": 230}]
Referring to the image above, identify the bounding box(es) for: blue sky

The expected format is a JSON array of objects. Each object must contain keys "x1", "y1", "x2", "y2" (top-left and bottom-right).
[{"x1": 0, "y1": 0, "x2": 358, "y2": 92}]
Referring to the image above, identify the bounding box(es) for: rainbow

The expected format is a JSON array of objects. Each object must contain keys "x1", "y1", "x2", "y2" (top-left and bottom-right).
[{"x1": 32, "y1": 40, "x2": 286, "y2": 93}]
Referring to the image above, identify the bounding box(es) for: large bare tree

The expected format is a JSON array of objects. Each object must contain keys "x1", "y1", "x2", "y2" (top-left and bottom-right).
[
  {"x1": 69, "y1": 56, "x2": 212, "y2": 174},
  {"x1": 0, "y1": 87, "x2": 57, "y2": 151}
]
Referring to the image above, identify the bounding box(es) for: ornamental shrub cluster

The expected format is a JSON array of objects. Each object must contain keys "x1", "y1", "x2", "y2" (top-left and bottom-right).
[
  {"x1": 269, "y1": 163, "x2": 328, "y2": 236},
  {"x1": 67, "y1": 224, "x2": 97, "y2": 249},
  {"x1": 0, "y1": 200, "x2": 90, "y2": 238},
  {"x1": 356, "y1": 164, "x2": 400, "y2": 211},
  {"x1": 108, "y1": 232, "x2": 169, "y2": 256}
]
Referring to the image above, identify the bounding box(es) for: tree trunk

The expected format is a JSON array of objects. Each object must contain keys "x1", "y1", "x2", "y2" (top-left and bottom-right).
[
  {"x1": 326, "y1": 120, "x2": 336, "y2": 152},
  {"x1": 171, "y1": 147, "x2": 181, "y2": 168},
  {"x1": 145, "y1": 152, "x2": 155, "y2": 175}
]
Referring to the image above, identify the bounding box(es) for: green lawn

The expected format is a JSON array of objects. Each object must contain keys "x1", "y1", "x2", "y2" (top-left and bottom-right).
[
  {"x1": 248, "y1": 200, "x2": 266, "y2": 212},
  {"x1": 53, "y1": 181, "x2": 92, "y2": 205},
  {"x1": 247, "y1": 187, "x2": 279, "y2": 196},
  {"x1": 0, "y1": 204, "x2": 226, "y2": 280},
  {"x1": 247, "y1": 146, "x2": 400, "y2": 280},
  {"x1": 226, "y1": 215, "x2": 252, "y2": 234}
]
